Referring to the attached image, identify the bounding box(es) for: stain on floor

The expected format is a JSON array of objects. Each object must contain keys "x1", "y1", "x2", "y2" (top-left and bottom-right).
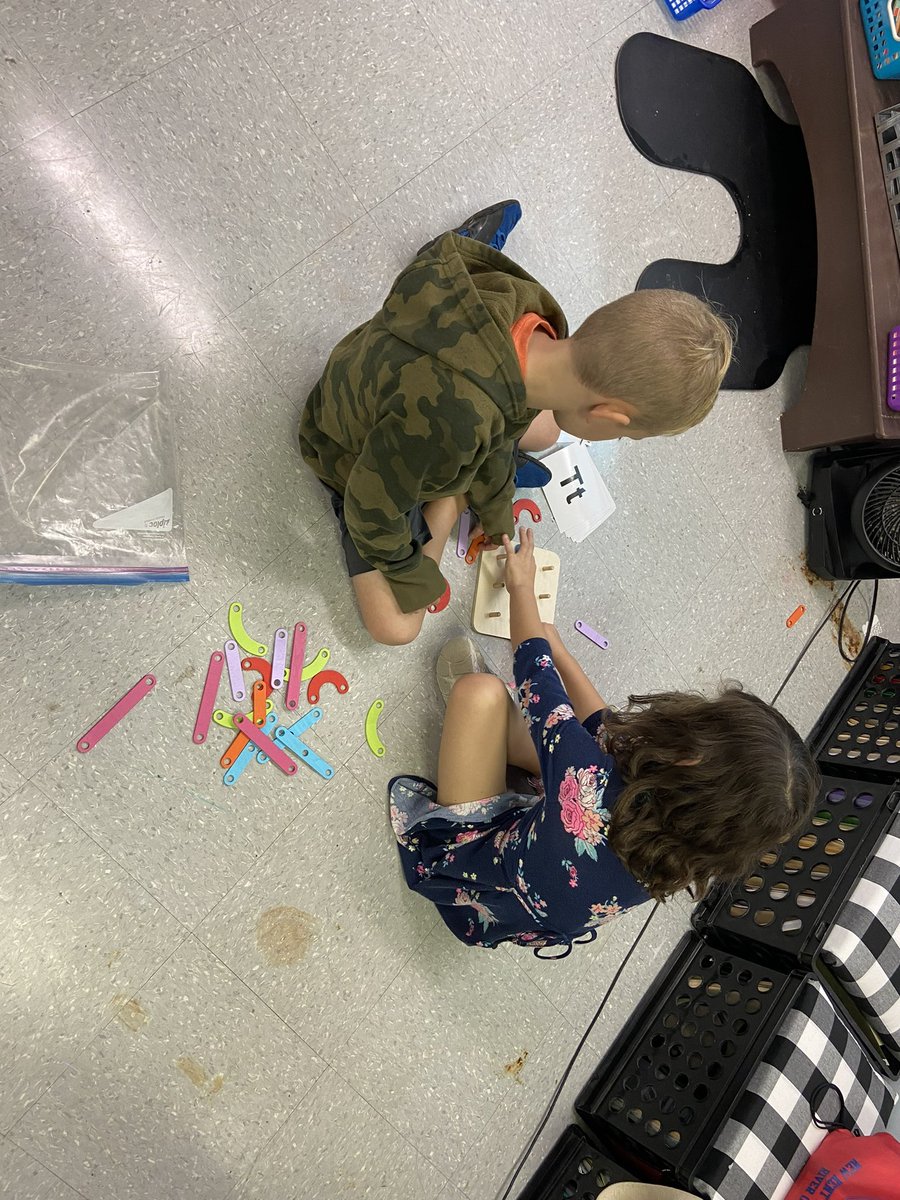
[
  {"x1": 175, "y1": 1055, "x2": 225, "y2": 1096},
  {"x1": 504, "y1": 1050, "x2": 529, "y2": 1082},
  {"x1": 114, "y1": 996, "x2": 148, "y2": 1032},
  {"x1": 256, "y1": 905, "x2": 317, "y2": 966}
]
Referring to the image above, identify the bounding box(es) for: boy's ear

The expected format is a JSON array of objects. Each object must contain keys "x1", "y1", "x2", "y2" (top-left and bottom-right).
[{"x1": 589, "y1": 400, "x2": 632, "y2": 428}]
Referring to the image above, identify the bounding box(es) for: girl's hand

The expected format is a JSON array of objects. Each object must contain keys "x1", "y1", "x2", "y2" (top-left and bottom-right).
[{"x1": 501, "y1": 528, "x2": 536, "y2": 593}]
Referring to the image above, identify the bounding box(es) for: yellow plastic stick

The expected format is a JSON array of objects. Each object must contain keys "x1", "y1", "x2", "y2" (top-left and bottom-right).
[
  {"x1": 300, "y1": 647, "x2": 331, "y2": 682},
  {"x1": 365, "y1": 698, "x2": 385, "y2": 758},
  {"x1": 227, "y1": 602, "x2": 267, "y2": 656}
]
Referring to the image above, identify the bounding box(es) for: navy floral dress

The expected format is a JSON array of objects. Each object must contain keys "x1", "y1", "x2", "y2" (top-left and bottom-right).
[{"x1": 389, "y1": 637, "x2": 649, "y2": 956}]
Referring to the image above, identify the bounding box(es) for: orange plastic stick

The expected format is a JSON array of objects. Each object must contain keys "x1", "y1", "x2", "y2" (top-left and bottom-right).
[
  {"x1": 251, "y1": 679, "x2": 266, "y2": 726},
  {"x1": 786, "y1": 605, "x2": 806, "y2": 629},
  {"x1": 465, "y1": 533, "x2": 488, "y2": 565},
  {"x1": 220, "y1": 726, "x2": 249, "y2": 769}
]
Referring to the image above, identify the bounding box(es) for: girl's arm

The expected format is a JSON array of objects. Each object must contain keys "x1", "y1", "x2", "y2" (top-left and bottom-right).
[
  {"x1": 504, "y1": 530, "x2": 545, "y2": 647},
  {"x1": 502, "y1": 532, "x2": 607, "y2": 726},
  {"x1": 541, "y1": 623, "x2": 606, "y2": 725}
]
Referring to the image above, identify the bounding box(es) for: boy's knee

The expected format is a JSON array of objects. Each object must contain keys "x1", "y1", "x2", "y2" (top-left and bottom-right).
[{"x1": 364, "y1": 611, "x2": 423, "y2": 647}]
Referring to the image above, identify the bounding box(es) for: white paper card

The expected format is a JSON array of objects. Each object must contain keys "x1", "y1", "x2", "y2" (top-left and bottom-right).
[
  {"x1": 93, "y1": 488, "x2": 173, "y2": 531},
  {"x1": 540, "y1": 442, "x2": 615, "y2": 543}
]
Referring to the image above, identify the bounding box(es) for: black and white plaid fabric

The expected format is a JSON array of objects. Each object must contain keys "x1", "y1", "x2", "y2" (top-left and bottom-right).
[
  {"x1": 820, "y1": 818, "x2": 900, "y2": 1059},
  {"x1": 693, "y1": 980, "x2": 895, "y2": 1200}
]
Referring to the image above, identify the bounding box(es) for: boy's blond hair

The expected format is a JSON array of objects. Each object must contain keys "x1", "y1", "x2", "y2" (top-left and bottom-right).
[{"x1": 569, "y1": 289, "x2": 733, "y2": 436}]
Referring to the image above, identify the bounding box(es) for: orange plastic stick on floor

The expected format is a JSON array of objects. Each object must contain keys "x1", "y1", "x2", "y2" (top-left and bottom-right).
[
  {"x1": 251, "y1": 679, "x2": 267, "y2": 726},
  {"x1": 786, "y1": 605, "x2": 806, "y2": 629}
]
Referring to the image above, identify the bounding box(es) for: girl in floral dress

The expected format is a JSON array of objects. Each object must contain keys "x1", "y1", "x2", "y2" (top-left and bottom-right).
[{"x1": 389, "y1": 528, "x2": 818, "y2": 957}]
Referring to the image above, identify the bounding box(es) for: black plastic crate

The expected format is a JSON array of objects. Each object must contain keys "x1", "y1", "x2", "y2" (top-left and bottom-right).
[
  {"x1": 693, "y1": 770, "x2": 899, "y2": 969},
  {"x1": 808, "y1": 637, "x2": 900, "y2": 779},
  {"x1": 518, "y1": 1125, "x2": 640, "y2": 1200},
  {"x1": 576, "y1": 933, "x2": 805, "y2": 1189}
]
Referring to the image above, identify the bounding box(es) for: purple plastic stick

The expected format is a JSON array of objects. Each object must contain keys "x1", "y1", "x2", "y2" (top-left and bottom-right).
[
  {"x1": 76, "y1": 675, "x2": 156, "y2": 753},
  {"x1": 233, "y1": 713, "x2": 298, "y2": 775},
  {"x1": 575, "y1": 619, "x2": 609, "y2": 650},
  {"x1": 224, "y1": 639, "x2": 245, "y2": 703},
  {"x1": 456, "y1": 508, "x2": 472, "y2": 558},
  {"x1": 271, "y1": 627, "x2": 288, "y2": 689},
  {"x1": 193, "y1": 651, "x2": 224, "y2": 745}
]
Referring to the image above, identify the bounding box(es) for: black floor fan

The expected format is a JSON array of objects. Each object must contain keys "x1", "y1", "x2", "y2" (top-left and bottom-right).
[{"x1": 806, "y1": 446, "x2": 900, "y2": 580}]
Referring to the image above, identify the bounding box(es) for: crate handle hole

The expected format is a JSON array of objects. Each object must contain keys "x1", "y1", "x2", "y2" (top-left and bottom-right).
[{"x1": 782, "y1": 918, "x2": 803, "y2": 935}]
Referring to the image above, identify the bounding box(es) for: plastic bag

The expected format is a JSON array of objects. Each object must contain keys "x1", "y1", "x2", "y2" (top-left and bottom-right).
[{"x1": 0, "y1": 357, "x2": 188, "y2": 585}]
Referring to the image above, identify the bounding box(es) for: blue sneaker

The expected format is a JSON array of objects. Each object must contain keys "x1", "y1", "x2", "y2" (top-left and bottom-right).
[
  {"x1": 514, "y1": 449, "x2": 553, "y2": 489},
  {"x1": 455, "y1": 200, "x2": 522, "y2": 252}
]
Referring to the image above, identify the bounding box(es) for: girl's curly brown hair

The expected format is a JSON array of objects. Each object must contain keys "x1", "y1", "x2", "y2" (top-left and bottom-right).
[{"x1": 604, "y1": 687, "x2": 819, "y2": 903}]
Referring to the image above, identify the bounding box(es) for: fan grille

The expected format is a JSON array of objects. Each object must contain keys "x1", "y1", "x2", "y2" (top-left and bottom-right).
[{"x1": 862, "y1": 466, "x2": 900, "y2": 568}]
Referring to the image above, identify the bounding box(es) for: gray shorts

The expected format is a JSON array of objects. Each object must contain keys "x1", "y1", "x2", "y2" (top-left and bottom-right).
[{"x1": 325, "y1": 485, "x2": 432, "y2": 578}]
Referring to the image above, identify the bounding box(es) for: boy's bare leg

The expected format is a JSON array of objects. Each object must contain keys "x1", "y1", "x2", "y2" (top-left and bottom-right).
[
  {"x1": 519, "y1": 409, "x2": 560, "y2": 452},
  {"x1": 437, "y1": 674, "x2": 540, "y2": 806},
  {"x1": 351, "y1": 495, "x2": 466, "y2": 646}
]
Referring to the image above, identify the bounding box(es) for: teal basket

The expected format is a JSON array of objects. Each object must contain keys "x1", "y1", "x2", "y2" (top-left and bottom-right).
[
  {"x1": 663, "y1": 0, "x2": 722, "y2": 19},
  {"x1": 860, "y1": 0, "x2": 900, "y2": 78}
]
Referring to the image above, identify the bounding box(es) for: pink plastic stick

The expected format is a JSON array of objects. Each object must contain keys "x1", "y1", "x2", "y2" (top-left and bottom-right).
[
  {"x1": 285, "y1": 622, "x2": 307, "y2": 712},
  {"x1": 76, "y1": 675, "x2": 156, "y2": 753},
  {"x1": 193, "y1": 650, "x2": 224, "y2": 744},
  {"x1": 271, "y1": 627, "x2": 288, "y2": 689},
  {"x1": 456, "y1": 508, "x2": 472, "y2": 558},
  {"x1": 233, "y1": 713, "x2": 298, "y2": 775}
]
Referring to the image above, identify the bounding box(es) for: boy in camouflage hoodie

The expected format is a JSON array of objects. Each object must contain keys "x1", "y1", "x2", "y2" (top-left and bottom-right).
[{"x1": 298, "y1": 202, "x2": 732, "y2": 646}]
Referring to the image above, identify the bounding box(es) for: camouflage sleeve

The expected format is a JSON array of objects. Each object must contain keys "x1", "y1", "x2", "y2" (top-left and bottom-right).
[
  {"x1": 467, "y1": 449, "x2": 516, "y2": 542},
  {"x1": 342, "y1": 411, "x2": 447, "y2": 614}
]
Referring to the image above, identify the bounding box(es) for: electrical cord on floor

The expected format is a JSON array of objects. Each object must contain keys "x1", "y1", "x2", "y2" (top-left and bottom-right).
[
  {"x1": 495, "y1": 900, "x2": 661, "y2": 1200},
  {"x1": 772, "y1": 583, "x2": 854, "y2": 705}
]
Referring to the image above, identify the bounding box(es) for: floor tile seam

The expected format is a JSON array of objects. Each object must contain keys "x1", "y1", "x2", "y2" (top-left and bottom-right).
[
  {"x1": 328, "y1": 1057, "x2": 465, "y2": 1184},
  {"x1": 59, "y1": 12, "x2": 247, "y2": 124},
  {"x1": 181, "y1": 928, "x2": 330, "y2": 1069},
  {"x1": 26, "y1": 775, "x2": 194, "y2": 932},
  {"x1": 1, "y1": 1131, "x2": 93, "y2": 1199},
  {"x1": 2, "y1": 921, "x2": 189, "y2": 1141}
]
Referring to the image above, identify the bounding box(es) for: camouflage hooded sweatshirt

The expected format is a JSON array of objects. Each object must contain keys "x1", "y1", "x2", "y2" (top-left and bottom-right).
[{"x1": 298, "y1": 232, "x2": 567, "y2": 613}]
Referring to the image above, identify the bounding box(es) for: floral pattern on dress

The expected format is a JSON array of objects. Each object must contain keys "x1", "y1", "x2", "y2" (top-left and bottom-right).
[
  {"x1": 557, "y1": 764, "x2": 612, "y2": 860},
  {"x1": 388, "y1": 639, "x2": 649, "y2": 956},
  {"x1": 454, "y1": 888, "x2": 498, "y2": 932},
  {"x1": 588, "y1": 897, "x2": 625, "y2": 926}
]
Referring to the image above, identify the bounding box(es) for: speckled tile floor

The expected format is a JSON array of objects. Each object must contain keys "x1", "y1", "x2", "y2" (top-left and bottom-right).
[{"x1": 1, "y1": 1, "x2": 896, "y2": 1197}]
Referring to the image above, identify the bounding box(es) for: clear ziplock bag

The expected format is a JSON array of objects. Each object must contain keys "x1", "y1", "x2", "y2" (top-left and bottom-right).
[{"x1": 0, "y1": 357, "x2": 188, "y2": 585}]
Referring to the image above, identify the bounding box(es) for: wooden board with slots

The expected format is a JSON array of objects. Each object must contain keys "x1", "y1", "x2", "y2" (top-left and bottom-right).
[{"x1": 471, "y1": 546, "x2": 560, "y2": 639}]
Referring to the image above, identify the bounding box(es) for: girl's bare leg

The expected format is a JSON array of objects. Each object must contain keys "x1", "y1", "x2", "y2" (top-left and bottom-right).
[{"x1": 437, "y1": 674, "x2": 539, "y2": 807}]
